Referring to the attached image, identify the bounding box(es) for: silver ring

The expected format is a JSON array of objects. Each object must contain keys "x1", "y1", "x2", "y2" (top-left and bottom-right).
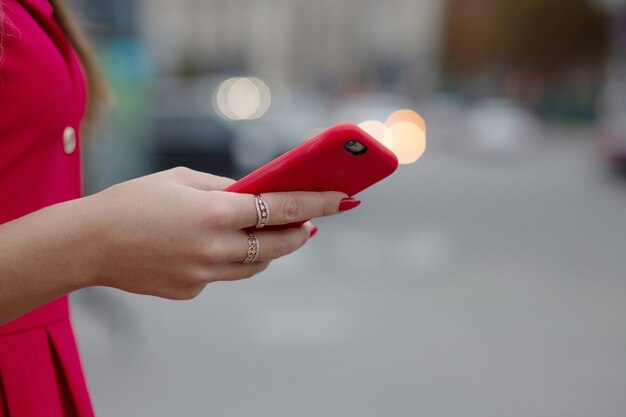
[
  {"x1": 254, "y1": 194, "x2": 270, "y2": 228},
  {"x1": 243, "y1": 232, "x2": 260, "y2": 263}
]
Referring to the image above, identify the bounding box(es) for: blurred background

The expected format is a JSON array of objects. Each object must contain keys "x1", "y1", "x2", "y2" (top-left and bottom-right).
[{"x1": 69, "y1": 0, "x2": 626, "y2": 416}]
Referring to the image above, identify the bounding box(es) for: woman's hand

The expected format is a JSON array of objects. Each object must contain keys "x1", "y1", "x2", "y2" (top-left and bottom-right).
[
  {"x1": 0, "y1": 166, "x2": 358, "y2": 323},
  {"x1": 83, "y1": 167, "x2": 355, "y2": 300}
]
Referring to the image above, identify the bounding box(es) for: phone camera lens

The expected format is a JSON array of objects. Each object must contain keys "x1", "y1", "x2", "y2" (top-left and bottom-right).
[{"x1": 344, "y1": 139, "x2": 368, "y2": 156}]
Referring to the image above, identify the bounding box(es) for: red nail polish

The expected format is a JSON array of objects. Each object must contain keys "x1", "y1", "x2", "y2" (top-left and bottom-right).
[
  {"x1": 309, "y1": 226, "x2": 319, "y2": 238},
  {"x1": 338, "y1": 198, "x2": 361, "y2": 212}
]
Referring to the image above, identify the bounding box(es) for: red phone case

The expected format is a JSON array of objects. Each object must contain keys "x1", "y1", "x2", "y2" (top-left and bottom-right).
[{"x1": 225, "y1": 123, "x2": 399, "y2": 196}]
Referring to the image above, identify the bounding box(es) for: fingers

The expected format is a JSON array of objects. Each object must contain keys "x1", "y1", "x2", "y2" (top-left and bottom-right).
[
  {"x1": 213, "y1": 190, "x2": 355, "y2": 229},
  {"x1": 248, "y1": 224, "x2": 316, "y2": 262},
  {"x1": 202, "y1": 223, "x2": 315, "y2": 263},
  {"x1": 166, "y1": 167, "x2": 236, "y2": 191}
]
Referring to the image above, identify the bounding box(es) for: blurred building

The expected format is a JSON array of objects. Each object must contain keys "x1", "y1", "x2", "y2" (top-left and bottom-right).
[{"x1": 139, "y1": 0, "x2": 442, "y2": 91}]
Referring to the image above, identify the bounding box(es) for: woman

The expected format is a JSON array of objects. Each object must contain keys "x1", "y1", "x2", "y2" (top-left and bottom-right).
[{"x1": 0, "y1": 0, "x2": 360, "y2": 415}]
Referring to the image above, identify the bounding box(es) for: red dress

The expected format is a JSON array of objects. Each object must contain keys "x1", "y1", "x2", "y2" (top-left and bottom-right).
[{"x1": 0, "y1": 0, "x2": 95, "y2": 415}]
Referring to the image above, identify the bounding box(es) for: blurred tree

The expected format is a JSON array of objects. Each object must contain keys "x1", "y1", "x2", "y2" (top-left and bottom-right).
[
  {"x1": 441, "y1": 0, "x2": 501, "y2": 75},
  {"x1": 441, "y1": 0, "x2": 612, "y2": 117},
  {"x1": 500, "y1": 0, "x2": 610, "y2": 75},
  {"x1": 442, "y1": 0, "x2": 611, "y2": 75}
]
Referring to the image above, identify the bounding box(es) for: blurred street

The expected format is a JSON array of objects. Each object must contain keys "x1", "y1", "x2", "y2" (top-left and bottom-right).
[
  {"x1": 73, "y1": 124, "x2": 626, "y2": 417},
  {"x1": 64, "y1": 0, "x2": 626, "y2": 415}
]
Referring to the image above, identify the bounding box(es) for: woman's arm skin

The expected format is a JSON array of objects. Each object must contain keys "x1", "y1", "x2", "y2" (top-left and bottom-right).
[{"x1": 0, "y1": 167, "x2": 351, "y2": 325}]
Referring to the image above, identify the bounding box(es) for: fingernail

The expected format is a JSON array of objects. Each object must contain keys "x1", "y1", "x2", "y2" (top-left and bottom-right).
[
  {"x1": 309, "y1": 226, "x2": 319, "y2": 238},
  {"x1": 338, "y1": 198, "x2": 361, "y2": 212}
]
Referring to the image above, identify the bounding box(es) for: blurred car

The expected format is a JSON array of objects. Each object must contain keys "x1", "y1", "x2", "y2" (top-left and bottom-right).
[
  {"x1": 150, "y1": 77, "x2": 238, "y2": 177},
  {"x1": 150, "y1": 76, "x2": 334, "y2": 177},
  {"x1": 598, "y1": 117, "x2": 626, "y2": 169},
  {"x1": 463, "y1": 98, "x2": 542, "y2": 160},
  {"x1": 597, "y1": 68, "x2": 626, "y2": 170},
  {"x1": 152, "y1": 114, "x2": 237, "y2": 177}
]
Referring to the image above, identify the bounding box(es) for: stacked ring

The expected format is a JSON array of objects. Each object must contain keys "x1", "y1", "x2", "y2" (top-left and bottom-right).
[
  {"x1": 254, "y1": 194, "x2": 270, "y2": 228},
  {"x1": 243, "y1": 232, "x2": 260, "y2": 263}
]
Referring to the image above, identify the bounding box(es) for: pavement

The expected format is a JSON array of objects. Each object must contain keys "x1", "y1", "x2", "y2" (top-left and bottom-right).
[{"x1": 72, "y1": 124, "x2": 626, "y2": 417}]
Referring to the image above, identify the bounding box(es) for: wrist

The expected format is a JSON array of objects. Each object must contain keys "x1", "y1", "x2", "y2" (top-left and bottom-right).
[{"x1": 58, "y1": 194, "x2": 108, "y2": 289}]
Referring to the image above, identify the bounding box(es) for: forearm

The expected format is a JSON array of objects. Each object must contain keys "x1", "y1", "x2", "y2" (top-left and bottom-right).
[{"x1": 0, "y1": 197, "x2": 100, "y2": 325}]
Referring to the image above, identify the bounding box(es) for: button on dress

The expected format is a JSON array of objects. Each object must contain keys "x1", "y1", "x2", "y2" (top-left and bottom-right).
[{"x1": 0, "y1": 0, "x2": 95, "y2": 415}]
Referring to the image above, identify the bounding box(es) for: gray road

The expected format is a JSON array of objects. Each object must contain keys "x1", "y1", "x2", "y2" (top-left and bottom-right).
[{"x1": 73, "y1": 125, "x2": 626, "y2": 417}]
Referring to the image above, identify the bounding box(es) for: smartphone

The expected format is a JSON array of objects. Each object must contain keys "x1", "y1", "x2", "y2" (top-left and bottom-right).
[{"x1": 225, "y1": 123, "x2": 399, "y2": 197}]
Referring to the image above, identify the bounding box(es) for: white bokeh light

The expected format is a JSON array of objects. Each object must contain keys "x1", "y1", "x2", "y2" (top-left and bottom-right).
[{"x1": 213, "y1": 77, "x2": 272, "y2": 120}]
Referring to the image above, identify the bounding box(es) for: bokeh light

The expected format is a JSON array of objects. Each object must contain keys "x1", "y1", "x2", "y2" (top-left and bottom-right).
[
  {"x1": 384, "y1": 120, "x2": 427, "y2": 164},
  {"x1": 213, "y1": 77, "x2": 238, "y2": 120},
  {"x1": 358, "y1": 120, "x2": 393, "y2": 149},
  {"x1": 385, "y1": 109, "x2": 427, "y2": 135},
  {"x1": 358, "y1": 109, "x2": 427, "y2": 164},
  {"x1": 213, "y1": 77, "x2": 272, "y2": 120},
  {"x1": 228, "y1": 78, "x2": 259, "y2": 119},
  {"x1": 248, "y1": 77, "x2": 272, "y2": 119}
]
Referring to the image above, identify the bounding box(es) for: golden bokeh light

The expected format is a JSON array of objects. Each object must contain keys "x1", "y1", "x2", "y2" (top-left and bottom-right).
[
  {"x1": 384, "y1": 121, "x2": 427, "y2": 165},
  {"x1": 357, "y1": 120, "x2": 393, "y2": 149},
  {"x1": 385, "y1": 109, "x2": 426, "y2": 135}
]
